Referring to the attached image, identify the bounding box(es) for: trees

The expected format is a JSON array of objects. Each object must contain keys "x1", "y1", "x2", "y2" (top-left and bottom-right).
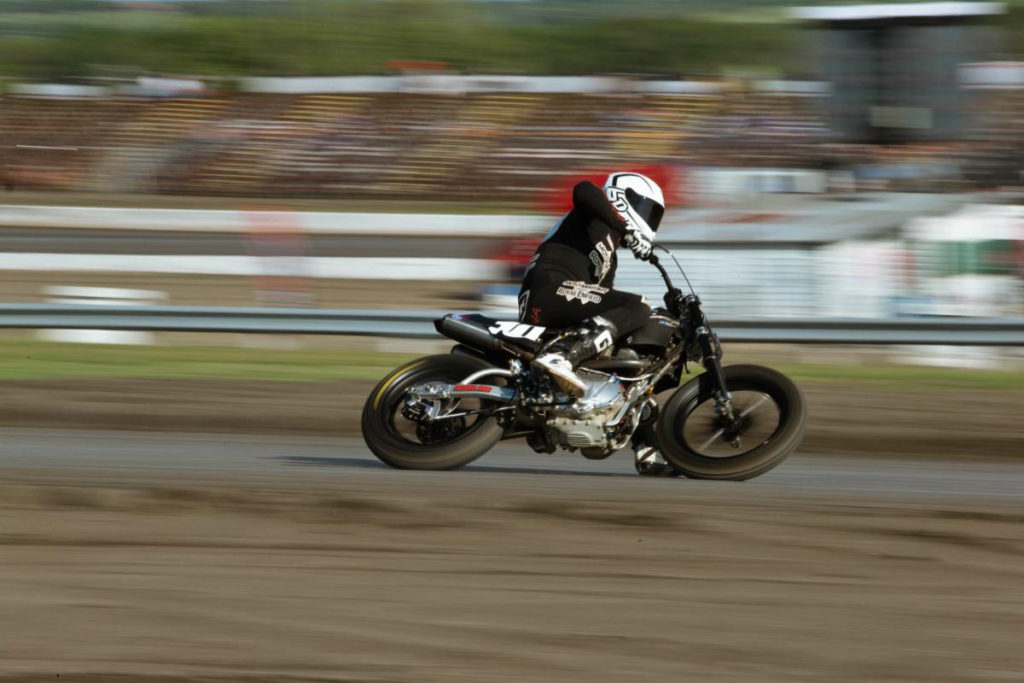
[{"x1": 0, "y1": 0, "x2": 1018, "y2": 80}]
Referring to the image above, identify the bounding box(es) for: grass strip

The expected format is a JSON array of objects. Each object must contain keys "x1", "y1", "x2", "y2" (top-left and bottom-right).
[
  {"x1": 776, "y1": 363, "x2": 1024, "y2": 391},
  {"x1": 0, "y1": 341, "x2": 415, "y2": 382},
  {"x1": 0, "y1": 341, "x2": 1022, "y2": 390}
]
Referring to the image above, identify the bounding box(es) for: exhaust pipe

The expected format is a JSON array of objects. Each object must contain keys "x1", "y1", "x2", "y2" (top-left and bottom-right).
[
  {"x1": 407, "y1": 381, "x2": 517, "y2": 403},
  {"x1": 435, "y1": 315, "x2": 505, "y2": 351}
]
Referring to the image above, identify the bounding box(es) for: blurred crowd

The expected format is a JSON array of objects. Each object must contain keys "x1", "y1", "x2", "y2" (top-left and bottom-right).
[{"x1": 1, "y1": 84, "x2": 1021, "y2": 204}]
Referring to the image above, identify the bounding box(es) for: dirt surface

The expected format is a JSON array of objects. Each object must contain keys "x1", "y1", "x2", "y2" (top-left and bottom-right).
[
  {"x1": 1, "y1": 467, "x2": 1022, "y2": 682},
  {"x1": 1, "y1": 379, "x2": 1022, "y2": 681},
  {"x1": 0, "y1": 377, "x2": 1021, "y2": 459}
]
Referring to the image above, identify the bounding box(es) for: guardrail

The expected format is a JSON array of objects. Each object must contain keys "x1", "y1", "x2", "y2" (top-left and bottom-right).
[{"x1": 2, "y1": 304, "x2": 1023, "y2": 345}]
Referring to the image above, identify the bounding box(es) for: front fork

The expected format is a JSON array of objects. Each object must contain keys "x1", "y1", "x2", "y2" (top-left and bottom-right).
[{"x1": 697, "y1": 326, "x2": 743, "y2": 448}]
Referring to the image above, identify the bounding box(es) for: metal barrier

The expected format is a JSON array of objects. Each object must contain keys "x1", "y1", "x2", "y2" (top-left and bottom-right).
[{"x1": 1, "y1": 304, "x2": 1023, "y2": 345}]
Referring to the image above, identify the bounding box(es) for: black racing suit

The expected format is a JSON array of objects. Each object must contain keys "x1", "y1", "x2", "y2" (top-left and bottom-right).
[{"x1": 518, "y1": 180, "x2": 651, "y2": 337}]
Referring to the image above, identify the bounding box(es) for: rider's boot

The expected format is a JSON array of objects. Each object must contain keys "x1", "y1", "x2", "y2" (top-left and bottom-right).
[{"x1": 533, "y1": 317, "x2": 617, "y2": 397}]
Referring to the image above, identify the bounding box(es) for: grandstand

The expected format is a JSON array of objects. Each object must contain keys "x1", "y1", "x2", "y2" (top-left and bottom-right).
[
  {"x1": 0, "y1": 96, "x2": 142, "y2": 191},
  {"x1": 0, "y1": 82, "x2": 1016, "y2": 201}
]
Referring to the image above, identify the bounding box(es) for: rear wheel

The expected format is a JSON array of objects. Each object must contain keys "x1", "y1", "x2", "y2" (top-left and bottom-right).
[
  {"x1": 656, "y1": 364, "x2": 807, "y2": 481},
  {"x1": 361, "y1": 354, "x2": 504, "y2": 470}
]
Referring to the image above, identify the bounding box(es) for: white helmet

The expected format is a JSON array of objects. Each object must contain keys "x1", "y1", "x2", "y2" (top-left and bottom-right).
[{"x1": 603, "y1": 172, "x2": 666, "y2": 232}]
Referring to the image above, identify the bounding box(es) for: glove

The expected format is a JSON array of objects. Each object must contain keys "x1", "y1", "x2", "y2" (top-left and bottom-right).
[{"x1": 623, "y1": 230, "x2": 653, "y2": 260}]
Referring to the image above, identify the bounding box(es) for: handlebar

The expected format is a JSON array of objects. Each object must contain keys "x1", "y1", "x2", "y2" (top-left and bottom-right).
[
  {"x1": 647, "y1": 251, "x2": 699, "y2": 322},
  {"x1": 646, "y1": 252, "x2": 679, "y2": 297}
]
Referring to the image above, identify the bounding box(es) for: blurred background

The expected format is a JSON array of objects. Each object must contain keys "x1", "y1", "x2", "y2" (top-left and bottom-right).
[
  {"x1": 0, "y1": 0, "x2": 1021, "y2": 427},
  {"x1": 4, "y1": 7, "x2": 1024, "y2": 680}
]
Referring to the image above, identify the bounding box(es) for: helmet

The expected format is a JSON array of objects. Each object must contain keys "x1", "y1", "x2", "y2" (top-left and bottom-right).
[{"x1": 603, "y1": 172, "x2": 665, "y2": 231}]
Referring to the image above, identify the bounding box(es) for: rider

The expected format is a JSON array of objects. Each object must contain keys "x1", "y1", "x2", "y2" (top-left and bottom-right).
[{"x1": 518, "y1": 171, "x2": 675, "y2": 476}]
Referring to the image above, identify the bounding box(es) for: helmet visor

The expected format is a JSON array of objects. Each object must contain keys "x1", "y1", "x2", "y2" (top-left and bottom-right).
[{"x1": 625, "y1": 188, "x2": 664, "y2": 231}]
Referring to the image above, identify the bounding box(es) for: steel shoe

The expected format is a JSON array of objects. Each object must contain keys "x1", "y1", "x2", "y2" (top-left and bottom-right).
[{"x1": 634, "y1": 445, "x2": 681, "y2": 477}]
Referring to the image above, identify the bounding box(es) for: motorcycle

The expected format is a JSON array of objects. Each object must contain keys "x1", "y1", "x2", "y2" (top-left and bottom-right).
[{"x1": 362, "y1": 250, "x2": 807, "y2": 480}]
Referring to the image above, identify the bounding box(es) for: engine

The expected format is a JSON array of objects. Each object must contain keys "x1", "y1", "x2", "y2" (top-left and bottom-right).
[{"x1": 545, "y1": 373, "x2": 630, "y2": 454}]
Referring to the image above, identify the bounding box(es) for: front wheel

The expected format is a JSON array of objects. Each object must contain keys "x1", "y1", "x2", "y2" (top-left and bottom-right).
[
  {"x1": 656, "y1": 364, "x2": 807, "y2": 481},
  {"x1": 361, "y1": 354, "x2": 504, "y2": 470}
]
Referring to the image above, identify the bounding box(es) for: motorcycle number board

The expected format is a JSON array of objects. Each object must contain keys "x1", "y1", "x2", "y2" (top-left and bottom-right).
[{"x1": 488, "y1": 321, "x2": 545, "y2": 342}]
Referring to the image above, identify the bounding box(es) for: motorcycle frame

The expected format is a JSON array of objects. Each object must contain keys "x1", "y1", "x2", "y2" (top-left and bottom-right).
[{"x1": 416, "y1": 253, "x2": 739, "y2": 448}]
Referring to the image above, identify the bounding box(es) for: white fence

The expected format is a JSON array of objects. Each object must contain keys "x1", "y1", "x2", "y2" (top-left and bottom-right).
[{"x1": 0, "y1": 205, "x2": 548, "y2": 236}]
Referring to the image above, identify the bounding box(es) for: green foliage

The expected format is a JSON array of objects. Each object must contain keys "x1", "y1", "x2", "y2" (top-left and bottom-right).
[
  {"x1": 0, "y1": 0, "x2": 1017, "y2": 79},
  {"x1": 1004, "y1": 5, "x2": 1024, "y2": 57},
  {"x1": 0, "y1": 0, "x2": 797, "y2": 78},
  {"x1": 0, "y1": 0, "x2": 106, "y2": 12}
]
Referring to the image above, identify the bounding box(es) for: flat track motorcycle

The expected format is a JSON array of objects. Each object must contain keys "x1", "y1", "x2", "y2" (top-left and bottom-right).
[{"x1": 362, "y1": 250, "x2": 807, "y2": 480}]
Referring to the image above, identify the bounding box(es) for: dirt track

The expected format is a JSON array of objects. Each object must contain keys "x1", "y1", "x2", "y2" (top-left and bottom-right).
[
  {"x1": 1, "y1": 378, "x2": 1022, "y2": 681},
  {"x1": 0, "y1": 376, "x2": 1021, "y2": 459},
  {"x1": 2, "y1": 464, "x2": 1022, "y2": 682}
]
